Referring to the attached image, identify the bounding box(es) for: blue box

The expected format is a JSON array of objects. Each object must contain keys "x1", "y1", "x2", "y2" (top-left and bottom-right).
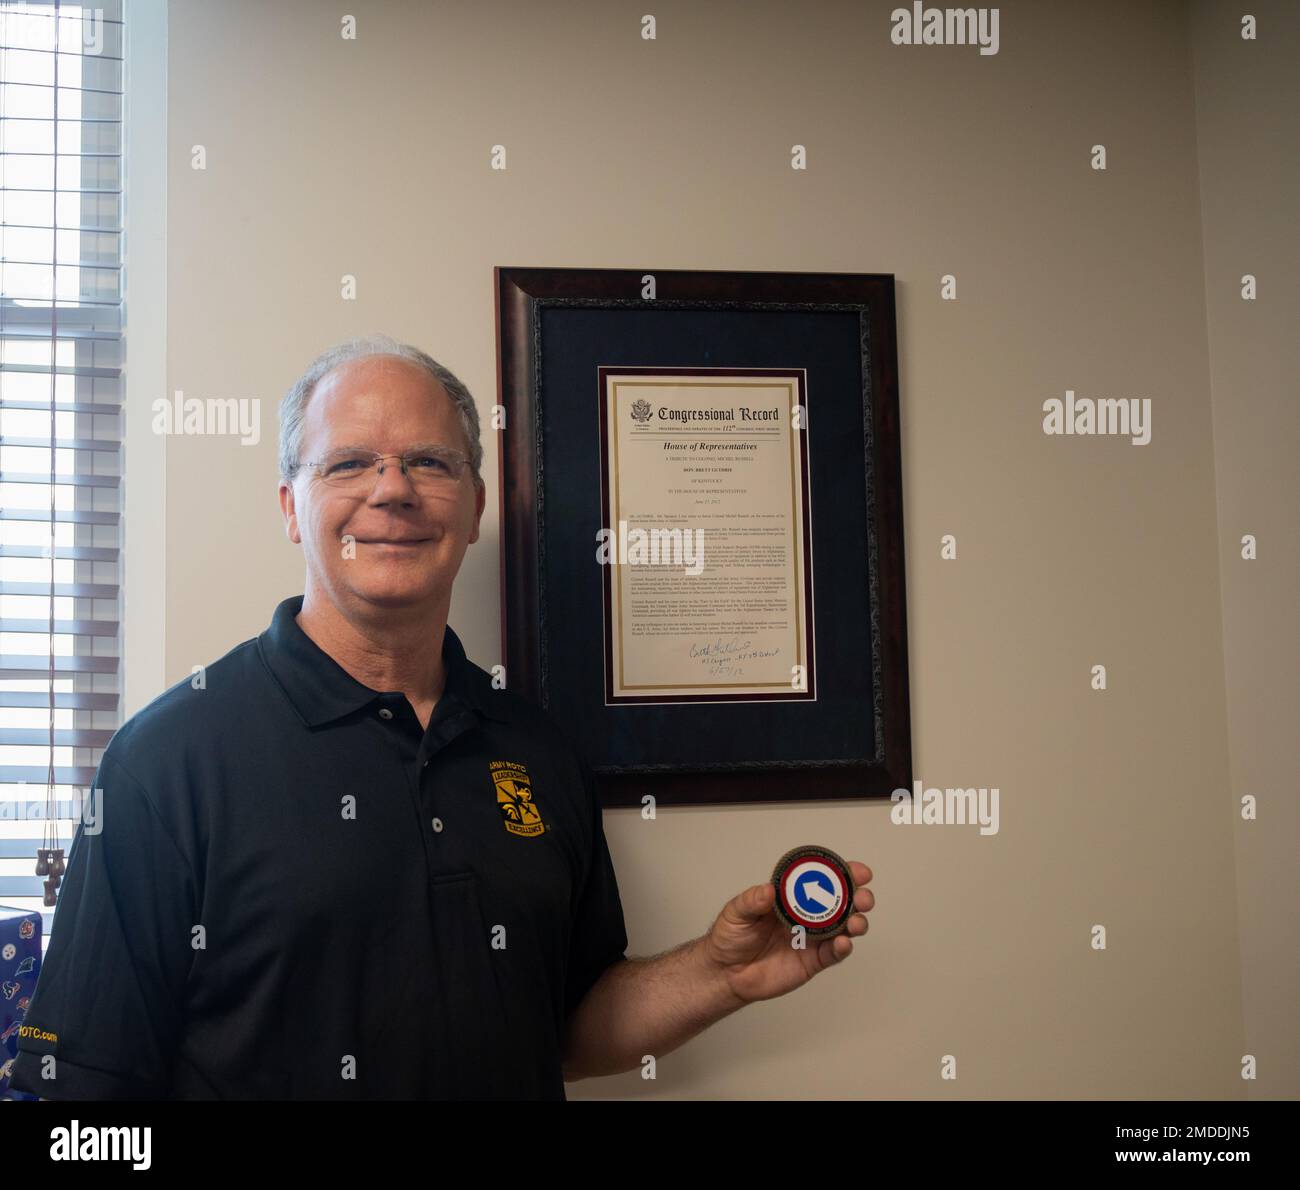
[{"x1": 0, "y1": 904, "x2": 43, "y2": 1101}]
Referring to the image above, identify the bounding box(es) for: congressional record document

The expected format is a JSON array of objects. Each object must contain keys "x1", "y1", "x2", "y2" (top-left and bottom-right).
[{"x1": 598, "y1": 368, "x2": 816, "y2": 705}]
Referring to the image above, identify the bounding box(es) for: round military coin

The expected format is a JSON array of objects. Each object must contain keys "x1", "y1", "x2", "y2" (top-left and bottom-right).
[{"x1": 771, "y1": 844, "x2": 855, "y2": 938}]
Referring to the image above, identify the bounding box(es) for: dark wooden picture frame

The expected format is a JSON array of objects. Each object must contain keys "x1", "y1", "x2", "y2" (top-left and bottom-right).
[{"x1": 495, "y1": 267, "x2": 911, "y2": 807}]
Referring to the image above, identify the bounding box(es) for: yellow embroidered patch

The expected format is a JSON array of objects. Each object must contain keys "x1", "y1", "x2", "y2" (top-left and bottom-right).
[{"x1": 490, "y1": 760, "x2": 546, "y2": 837}]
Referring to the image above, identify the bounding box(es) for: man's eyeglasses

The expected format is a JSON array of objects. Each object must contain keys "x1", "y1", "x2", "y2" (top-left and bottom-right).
[{"x1": 298, "y1": 446, "x2": 472, "y2": 490}]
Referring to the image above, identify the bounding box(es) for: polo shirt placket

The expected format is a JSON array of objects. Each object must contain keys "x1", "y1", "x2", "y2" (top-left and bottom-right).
[{"x1": 367, "y1": 682, "x2": 534, "y2": 1100}]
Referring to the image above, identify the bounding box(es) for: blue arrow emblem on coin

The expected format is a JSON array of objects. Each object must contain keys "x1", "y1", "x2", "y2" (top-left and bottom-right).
[{"x1": 794, "y1": 870, "x2": 837, "y2": 915}]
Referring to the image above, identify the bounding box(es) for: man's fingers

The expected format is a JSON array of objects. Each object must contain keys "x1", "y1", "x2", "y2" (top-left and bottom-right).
[
  {"x1": 849, "y1": 860, "x2": 873, "y2": 885},
  {"x1": 730, "y1": 882, "x2": 776, "y2": 922},
  {"x1": 854, "y1": 887, "x2": 874, "y2": 912},
  {"x1": 819, "y1": 935, "x2": 853, "y2": 966},
  {"x1": 815, "y1": 919, "x2": 866, "y2": 969}
]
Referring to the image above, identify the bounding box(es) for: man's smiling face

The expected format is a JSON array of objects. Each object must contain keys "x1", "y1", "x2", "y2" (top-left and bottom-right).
[{"x1": 278, "y1": 354, "x2": 485, "y2": 616}]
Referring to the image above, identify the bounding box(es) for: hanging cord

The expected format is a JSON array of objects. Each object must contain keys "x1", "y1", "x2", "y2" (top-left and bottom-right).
[{"x1": 37, "y1": 0, "x2": 67, "y2": 904}]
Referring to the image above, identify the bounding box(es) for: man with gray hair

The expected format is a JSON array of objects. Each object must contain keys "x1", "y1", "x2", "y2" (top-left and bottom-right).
[{"x1": 11, "y1": 334, "x2": 874, "y2": 1100}]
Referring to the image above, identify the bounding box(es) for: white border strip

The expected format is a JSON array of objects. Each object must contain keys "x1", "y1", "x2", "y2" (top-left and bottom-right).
[{"x1": 121, "y1": 0, "x2": 168, "y2": 717}]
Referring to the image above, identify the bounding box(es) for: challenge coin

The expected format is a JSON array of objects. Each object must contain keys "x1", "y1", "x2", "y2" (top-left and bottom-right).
[{"x1": 771, "y1": 844, "x2": 855, "y2": 938}]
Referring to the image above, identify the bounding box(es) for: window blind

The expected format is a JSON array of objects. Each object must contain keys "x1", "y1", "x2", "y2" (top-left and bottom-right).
[{"x1": 0, "y1": 0, "x2": 124, "y2": 954}]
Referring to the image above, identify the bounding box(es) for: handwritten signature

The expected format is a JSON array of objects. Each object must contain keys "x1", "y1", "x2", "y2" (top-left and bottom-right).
[{"x1": 689, "y1": 636, "x2": 782, "y2": 669}]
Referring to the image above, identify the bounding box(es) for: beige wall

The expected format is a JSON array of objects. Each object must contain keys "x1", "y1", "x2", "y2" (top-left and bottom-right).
[
  {"x1": 1190, "y1": 0, "x2": 1299, "y2": 1099},
  {"x1": 143, "y1": 0, "x2": 1296, "y2": 1097}
]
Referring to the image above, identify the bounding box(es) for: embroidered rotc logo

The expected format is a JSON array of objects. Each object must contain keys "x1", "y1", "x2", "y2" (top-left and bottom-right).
[
  {"x1": 15, "y1": 1023, "x2": 57, "y2": 1054},
  {"x1": 490, "y1": 760, "x2": 546, "y2": 837}
]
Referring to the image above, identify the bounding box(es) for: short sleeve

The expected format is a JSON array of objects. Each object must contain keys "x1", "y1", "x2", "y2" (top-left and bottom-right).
[
  {"x1": 9, "y1": 752, "x2": 198, "y2": 1100},
  {"x1": 562, "y1": 752, "x2": 628, "y2": 1019}
]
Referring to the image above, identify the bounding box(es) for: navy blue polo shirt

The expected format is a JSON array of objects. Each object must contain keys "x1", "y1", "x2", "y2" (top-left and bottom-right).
[{"x1": 9, "y1": 594, "x2": 628, "y2": 1100}]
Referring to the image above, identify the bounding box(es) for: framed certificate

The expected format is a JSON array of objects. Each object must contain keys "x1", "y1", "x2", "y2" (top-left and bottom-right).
[
  {"x1": 598, "y1": 367, "x2": 815, "y2": 704},
  {"x1": 495, "y1": 267, "x2": 911, "y2": 807}
]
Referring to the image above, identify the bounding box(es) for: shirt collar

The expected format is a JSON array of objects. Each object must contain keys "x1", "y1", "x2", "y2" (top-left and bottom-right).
[{"x1": 257, "y1": 594, "x2": 508, "y2": 729}]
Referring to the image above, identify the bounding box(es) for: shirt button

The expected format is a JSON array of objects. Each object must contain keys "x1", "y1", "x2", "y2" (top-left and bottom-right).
[
  {"x1": 378, "y1": 708, "x2": 394, "y2": 720},
  {"x1": 423, "y1": 760, "x2": 429, "y2": 767},
  {"x1": 431, "y1": 817, "x2": 444, "y2": 833}
]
